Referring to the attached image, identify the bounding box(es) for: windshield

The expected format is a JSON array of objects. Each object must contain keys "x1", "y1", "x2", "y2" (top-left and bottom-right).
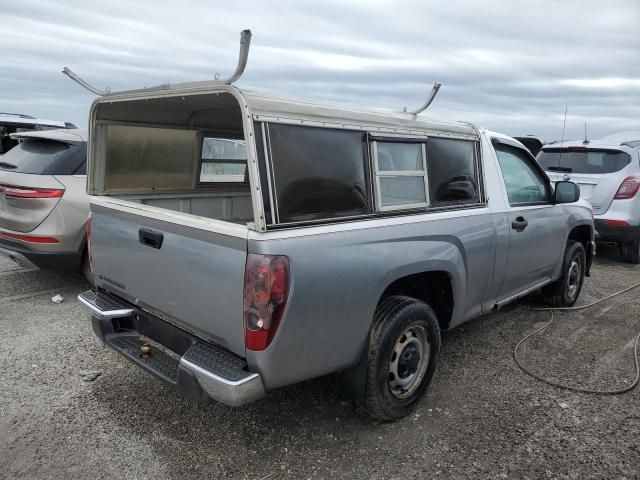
[
  {"x1": 0, "y1": 139, "x2": 85, "y2": 174},
  {"x1": 537, "y1": 148, "x2": 631, "y2": 174}
]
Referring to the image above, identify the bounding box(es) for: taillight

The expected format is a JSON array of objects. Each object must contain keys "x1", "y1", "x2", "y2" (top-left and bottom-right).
[
  {"x1": 614, "y1": 176, "x2": 640, "y2": 200},
  {"x1": 0, "y1": 232, "x2": 59, "y2": 243},
  {"x1": 243, "y1": 254, "x2": 290, "y2": 351},
  {"x1": 604, "y1": 219, "x2": 630, "y2": 227},
  {"x1": 0, "y1": 184, "x2": 64, "y2": 198}
]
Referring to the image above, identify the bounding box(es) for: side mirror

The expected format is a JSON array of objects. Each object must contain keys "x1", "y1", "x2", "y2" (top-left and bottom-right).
[{"x1": 554, "y1": 181, "x2": 580, "y2": 203}]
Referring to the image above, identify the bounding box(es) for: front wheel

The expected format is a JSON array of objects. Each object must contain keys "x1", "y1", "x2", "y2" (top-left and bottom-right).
[
  {"x1": 621, "y1": 238, "x2": 640, "y2": 264},
  {"x1": 542, "y1": 241, "x2": 586, "y2": 307},
  {"x1": 349, "y1": 296, "x2": 441, "y2": 421}
]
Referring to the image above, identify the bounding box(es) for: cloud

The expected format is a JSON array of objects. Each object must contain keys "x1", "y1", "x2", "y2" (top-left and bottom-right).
[{"x1": 1, "y1": 0, "x2": 639, "y2": 140}]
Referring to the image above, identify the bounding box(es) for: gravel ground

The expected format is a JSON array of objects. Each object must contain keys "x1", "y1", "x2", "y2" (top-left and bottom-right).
[{"x1": 1, "y1": 247, "x2": 639, "y2": 480}]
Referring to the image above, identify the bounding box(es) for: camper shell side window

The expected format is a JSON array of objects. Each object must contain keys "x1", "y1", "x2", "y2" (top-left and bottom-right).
[{"x1": 256, "y1": 122, "x2": 485, "y2": 228}]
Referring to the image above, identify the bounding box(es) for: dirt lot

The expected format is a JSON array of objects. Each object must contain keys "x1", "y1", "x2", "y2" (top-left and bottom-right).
[{"x1": 1, "y1": 248, "x2": 639, "y2": 480}]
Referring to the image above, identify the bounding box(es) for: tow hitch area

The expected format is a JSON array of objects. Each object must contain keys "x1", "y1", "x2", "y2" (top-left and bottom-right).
[{"x1": 78, "y1": 290, "x2": 265, "y2": 406}]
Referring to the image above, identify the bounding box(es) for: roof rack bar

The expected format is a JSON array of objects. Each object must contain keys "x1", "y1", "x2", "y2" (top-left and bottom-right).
[
  {"x1": 62, "y1": 67, "x2": 108, "y2": 96},
  {"x1": 222, "y1": 29, "x2": 252, "y2": 85},
  {"x1": 404, "y1": 82, "x2": 442, "y2": 115},
  {"x1": 62, "y1": 29, "x2": 251, "y2": 97}
]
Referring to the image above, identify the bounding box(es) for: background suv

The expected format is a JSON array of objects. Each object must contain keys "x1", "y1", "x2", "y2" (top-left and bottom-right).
[
  {"x1": 0, "y1": 128, "x2": 90, "y2": 278},
  {"x1": 0, "y1": 113, "x2": 77, "y2": 155},
  {"x1": 538, "y1": 131, "x2": 640, "y2": 263}
]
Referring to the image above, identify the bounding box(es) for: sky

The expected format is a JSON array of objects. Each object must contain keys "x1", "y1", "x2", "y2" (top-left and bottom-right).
[{"x1": 2, "y1": 0, "x2": 639, "y2": 141}]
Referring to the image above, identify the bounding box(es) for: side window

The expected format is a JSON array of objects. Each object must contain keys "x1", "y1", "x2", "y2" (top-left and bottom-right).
[
  {"x1": 373, "y1": 141, "x2": 428, "y2": 210},
  {"x1": 267, "y1": 124, "x2": 370, "y2": 223},
  {"x1": 427, "y1": 138, "x2": 480, "y2": 206},
  {"x1": 495, "y1": 143, "x2": 549, "y2": 205},
  {"x1": 199, "y1": 137, "x2": 247, "y2": 183}
]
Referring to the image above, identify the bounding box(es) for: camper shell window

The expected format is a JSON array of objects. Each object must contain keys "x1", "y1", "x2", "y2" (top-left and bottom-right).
[
  {"x1": 199, "y1": 137, "x2": 247, "y2": 184},
  {"x1": 372, "y1": 139, "x2": 429, "y2": 211},
  {"x1": 265, "y1": 124, "x2": 371, "y2": 224}
]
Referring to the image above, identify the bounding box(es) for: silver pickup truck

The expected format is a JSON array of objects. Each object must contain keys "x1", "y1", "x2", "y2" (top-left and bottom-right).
[{"x1": 78, "y1": 84, "x2": 594, "y2": 420}]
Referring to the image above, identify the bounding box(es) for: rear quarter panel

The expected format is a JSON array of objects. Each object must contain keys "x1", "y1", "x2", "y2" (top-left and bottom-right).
[{"x1": 247, "y1": 209, "x2": 502, "y2": 388}]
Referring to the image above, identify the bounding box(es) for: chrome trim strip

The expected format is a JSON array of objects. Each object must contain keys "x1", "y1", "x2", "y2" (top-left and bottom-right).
[
  {"x1": 77, "y1": 294, "x2": 134, "y2": 319},
  {"x1": 262, "y1": 122, "x2": 278, "y2": 224},
  {"x1": 495, "y1": 279, "x2": 553, "y2": 308},
  {"x1": 251, "y1": 115, "x2": 479, "y2": 141}
]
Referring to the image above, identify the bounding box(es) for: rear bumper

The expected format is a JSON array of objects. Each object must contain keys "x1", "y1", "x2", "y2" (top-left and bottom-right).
[
  {"x1": 0, "y1": 237, "x2": 82, "y2": 270},
  {"x1": 79, "y1": 290, "x2": 264, "y2": 407},
  {"x1": 594, "y1": 219, "x2": 640, "y2": 244}
]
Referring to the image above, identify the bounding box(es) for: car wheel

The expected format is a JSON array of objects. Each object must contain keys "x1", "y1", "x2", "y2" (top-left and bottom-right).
[
  {"x1": 542, "y1": 241, "x2": 586, "y2": 307},
  {"x1": 621, "y1": 238, "x2": 640, "y2": 264},
  {"x1": 348, "y1": 296, "x2": 441, "y2": 421}
]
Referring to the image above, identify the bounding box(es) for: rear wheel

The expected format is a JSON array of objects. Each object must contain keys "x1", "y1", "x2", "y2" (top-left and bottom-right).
[
  {"x1": 347, "y1": 296, "x2": 441, "y2": 421},
  {"x1": 621, "y1": 238, "x2": 640, "y2": 264},
  {"x1": 542, "y1": 241, "x2": 586, "y2": 307}
]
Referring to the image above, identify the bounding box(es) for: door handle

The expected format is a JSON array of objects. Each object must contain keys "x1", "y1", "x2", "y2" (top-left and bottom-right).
[
  {"x1": 511, "y1": 216, "x2": 528, "y2": 232},
  {"x1": 139, "y1": 228, "x2": 164, "y2": 249}
]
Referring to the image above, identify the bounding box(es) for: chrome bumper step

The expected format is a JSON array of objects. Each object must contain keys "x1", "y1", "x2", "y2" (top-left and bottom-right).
[{"x1": 79, "y1": 290, "x2": 265, "y2": 406}]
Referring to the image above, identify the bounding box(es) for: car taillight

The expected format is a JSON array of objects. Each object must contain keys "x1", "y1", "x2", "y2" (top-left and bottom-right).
[
  {"x1": 604, "y1": 219, "x2": 630, "y2": 227},
  {"x1": 0, "y1": 184, "x2": 64, "y2": 198},
  {"x1": 0, "y1": 232, "x2": 59, "y2": 243},
  {"x1": 614, "y1": 176, "x2": 640, "y2": 200},
  {"x1": 243, "y1": 254, "x2": 290, "y2": 351}
]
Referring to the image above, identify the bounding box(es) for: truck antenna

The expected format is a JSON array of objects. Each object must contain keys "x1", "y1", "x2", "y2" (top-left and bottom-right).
[
  {"x1": 558, "y1": 106, "x2": 568, "y2": 168},
  {"x1": 583, "y1": 123, "x2": 589, "y2": 144}
]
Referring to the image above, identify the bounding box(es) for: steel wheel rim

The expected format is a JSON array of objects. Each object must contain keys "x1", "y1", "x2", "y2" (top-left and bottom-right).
[
  {"x1": 388, "y1": 323, "x2": 430, "y2": 399},
  {"x1": 566, "y1": 258, "x2": 581, "y2": 299}
]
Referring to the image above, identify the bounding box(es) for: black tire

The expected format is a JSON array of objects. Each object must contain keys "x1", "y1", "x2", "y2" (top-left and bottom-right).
[
  {"x1": 349, "y1": 296, "x2": 441, "y2": 421},
  {"x1": 542, "y1": 241, "x2": 586, "y2": 307},
  {"x1": 621, "y1": 238, "x2": 640, "y2": 264}
]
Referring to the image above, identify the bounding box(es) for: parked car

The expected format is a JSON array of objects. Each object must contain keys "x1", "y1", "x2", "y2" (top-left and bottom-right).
[
  {"x1": 78, "y1": 85, "x2": 593, "y2": 420},
  {"x1": 0, "y1": 113, "x2": 77, "y2": 155},
  {"x1": 538, "y1": 132, "x2": 640, "y2": 263},
  {"x1": 514, "y1": 135, "x2": 544, "y2": 157},
  {"x1": 0, "y1": 129, "x2": 90, "y2": 279}
]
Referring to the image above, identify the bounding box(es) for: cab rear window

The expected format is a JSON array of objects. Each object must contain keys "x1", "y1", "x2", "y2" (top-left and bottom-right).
[
  {"x1": 537, "y1": 148, "x2": 631, "y2": 174},
  {"x1": 0, "y1": 139, "x2": 85, "y2": 175}
]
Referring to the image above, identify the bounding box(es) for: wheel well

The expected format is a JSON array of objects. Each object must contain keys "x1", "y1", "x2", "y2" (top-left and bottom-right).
[
  {"x1": 568, "y1": 225, "x2": 591, "y2": 248},
  {"x1": 379, "y1": 271, "x2": 454, "y2": 331}
]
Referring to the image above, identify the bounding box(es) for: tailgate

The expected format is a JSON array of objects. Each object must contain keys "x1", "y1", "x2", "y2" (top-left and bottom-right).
[
  {"x1": 90, "y1": 200, "x2": 248, "y2": 356},
  {"x1": 546, "y1": 171, "x2": 623, "y2": 214}
]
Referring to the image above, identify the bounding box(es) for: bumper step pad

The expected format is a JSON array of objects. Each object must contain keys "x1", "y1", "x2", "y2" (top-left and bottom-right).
[
  {"x1": 182, "y1": 342, "x2": 248, "y2": 382},
  {"x1": 78, "y1": 290, "x2": 133, "y2": 318}
]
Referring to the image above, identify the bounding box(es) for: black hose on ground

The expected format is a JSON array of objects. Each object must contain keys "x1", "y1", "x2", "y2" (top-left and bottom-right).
[{"x1": 514, "y1": 282, "x2": 640, "y2": 395}]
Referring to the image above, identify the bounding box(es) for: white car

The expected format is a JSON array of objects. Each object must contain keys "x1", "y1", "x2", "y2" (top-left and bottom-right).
[
  {"x1": 538, "y1": 131, "x2": 640, "y2": 263},
  {"x1": 0, "y1": 113, "x2": 76, "y2": 155}
]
